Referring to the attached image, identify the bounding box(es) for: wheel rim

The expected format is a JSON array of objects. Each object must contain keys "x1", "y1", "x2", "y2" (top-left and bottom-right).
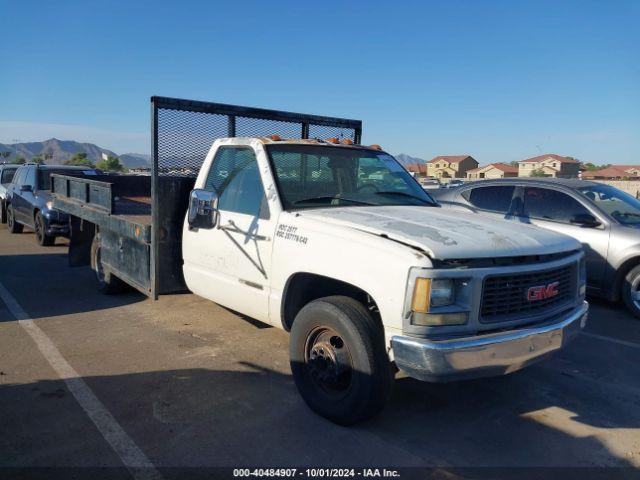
[
  {"x1": 7, "y1": 208, "x2": 13, "y2": 228},
  {"x1": 630, "y1": 273, "x2": 640, "y2": 309},
  {"x1": 304, "y1": 326, "x2": 353, "y2": 398},
  {"x1": 35, "y1": 216, "x2": 43, "y2": 242}
]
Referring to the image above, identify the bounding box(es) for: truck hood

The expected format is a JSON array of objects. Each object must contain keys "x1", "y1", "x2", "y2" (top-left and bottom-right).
[{"x1": 301, "y1": 206, "x2": 581, "y2": 260}]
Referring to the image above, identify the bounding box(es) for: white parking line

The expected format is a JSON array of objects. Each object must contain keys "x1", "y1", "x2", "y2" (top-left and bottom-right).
[
  {"x1": 0, "y1": 281, "x2": 162, "y2": 480},
  {"x1": 582, "y1": 331, "x2": 640, "y2": 351}
]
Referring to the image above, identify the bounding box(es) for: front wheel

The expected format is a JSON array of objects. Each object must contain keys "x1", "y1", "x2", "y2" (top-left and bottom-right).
[
  {"x1": 289, "y1": 296, "x2": 394, "y2": 425},
  {"x1": 91, "y1": 233, "x2": 126, "y2": 294},
  {"x1": 1, "y1": 201, "x2": 6, "y2": 224},
  {"x1": 622, "y1": 264, "x2": 640, "y2": 320},
  {"x1": 7, "y1": 205, "x2": 23, "y2": 234},
  {"x1": 35, "y1": 212, "x2": 55, "y2": 246}
]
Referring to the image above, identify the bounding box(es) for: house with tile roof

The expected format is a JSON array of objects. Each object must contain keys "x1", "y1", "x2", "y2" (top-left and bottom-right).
[
  {"x1": 405, "y1": 163, "x2": 428, "y2": 176},
  {"x1": 517, "y1": 153, "x2": 580, "y2": 178},
  {"x1": 426, "y1": 155, "x2": 478, "y2": 179},
  {"x1": 466, "y1": 163, "x2": 518, "y2": 180},
  {"x1": 582, "y1": 165, "x2": 640, "y2": 180}
]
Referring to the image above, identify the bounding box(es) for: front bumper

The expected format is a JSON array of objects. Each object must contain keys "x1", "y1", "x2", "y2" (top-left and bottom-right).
[
  {"x1": 43, "y1": 210, "x2": 70, "y2": 236},
  {"x1": 391, "y1": 301, "x2": 588, "y2": 382}
]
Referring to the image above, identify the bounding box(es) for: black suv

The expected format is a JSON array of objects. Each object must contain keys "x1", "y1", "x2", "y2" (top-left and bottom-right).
[{"x1": 6, "y1": 164, "x2": 100, "y2": 246}]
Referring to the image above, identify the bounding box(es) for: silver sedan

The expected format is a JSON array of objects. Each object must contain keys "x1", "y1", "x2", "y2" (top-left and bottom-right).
[{"x1": 433, "y1": 178, "x2": 640, "y2": 319}]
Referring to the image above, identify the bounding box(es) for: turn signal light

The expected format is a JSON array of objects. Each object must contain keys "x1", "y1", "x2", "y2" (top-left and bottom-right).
[
  {"x1": 341, "y1": 139, "x2": 354, "y2": 145},
  {"x1": 411, "y1": 278, "x2": 431, "y2": 313},
  {"x1": 269, "y1": 134, "x2": 282, "y2": 141},
  {"x1": 369, "y1": 144, "x2": 382, "y2": 150},
  {"x1": 326, "y1": 137, "x2": 340, "y2": 144}
]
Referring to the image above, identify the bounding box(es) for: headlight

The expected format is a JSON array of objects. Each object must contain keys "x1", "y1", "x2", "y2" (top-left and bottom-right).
[
  {"x1": 411, "y1": 278, "x2": 455, "y2": 313},
  {"x1": 409, "y1": 277, "x2": 470, "y2": 326},
  {"x1": 46, "y1": 200, "x2": 54, "y2": 210}
]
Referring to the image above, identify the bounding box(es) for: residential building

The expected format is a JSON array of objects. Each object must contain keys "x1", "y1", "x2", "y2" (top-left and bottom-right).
[
  {"x1": 582, "y1": 165, "x2": 640, "y2": 180},
  {"x1": 426, "y1": 155, "x2": 478, "y2": 179},
  {"x1": 466, "y1": 163, "x2": 518, "y2": 180},
  {"x1": 404, "y1": 163, "x2": 428, "y2": 177},
  {"x1": 517, "y1": 153, "x2": 580, "y2": 178}
]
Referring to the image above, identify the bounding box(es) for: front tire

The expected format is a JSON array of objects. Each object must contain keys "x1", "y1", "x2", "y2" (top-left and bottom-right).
[
  {"x1": 35, "y1": 212, "x2": 55, "y2": 246},
  {"x1": 622, "y1": 264, "x2": 640, "y2": 320},
  {"x1": 7, "y1": 205, "x2": 23, "y2": 234},
  {"x1": 289, "y1": 296, "x2": 394, "y2": 425},
  {"x1": 91, "y1": 233, "x2": 126, "y2": 294},
  {"x1": 1, "y1": 201, "x2": 6, "y2": 224}
]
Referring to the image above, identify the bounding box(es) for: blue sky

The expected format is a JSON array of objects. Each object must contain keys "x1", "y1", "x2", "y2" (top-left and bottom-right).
[{"x1": 1, "y1": 0, "x2": 638, "y2": 164}]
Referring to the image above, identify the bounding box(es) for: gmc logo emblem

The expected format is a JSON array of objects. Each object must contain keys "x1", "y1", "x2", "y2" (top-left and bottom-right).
[{"x1": 527, "y1": 282, "x2": 560, "y2": 301}]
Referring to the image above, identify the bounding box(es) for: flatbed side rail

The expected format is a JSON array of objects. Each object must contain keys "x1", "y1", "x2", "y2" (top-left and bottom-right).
[
  {"x1": 150, "y1": 96, "x2": 364, "y2": 299},
  {"x1": 52, "y1": 174, "x2": 115, "y2": 214}
]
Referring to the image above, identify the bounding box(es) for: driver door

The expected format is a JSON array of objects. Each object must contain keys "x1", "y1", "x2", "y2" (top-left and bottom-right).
[{"x1": 182, "y1": 146, "x2": 277, "y2": 323}]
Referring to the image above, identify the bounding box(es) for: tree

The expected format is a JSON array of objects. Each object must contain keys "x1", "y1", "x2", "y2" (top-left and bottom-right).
[
  {"x1": 32, "y1": 155, "x2": 44, "y2": 165},
  {"x1": 12, "y1": 156, "x2": 25, "y2": 165},
  {"x1": 509, "y1": 161, "x2": 519, "y2": 167},
  {"x1": 582, "y1": 162, "x2": 611, "y2": 171},
  {"x1": 96, "y1": 155, "x2": 127, "y2": 173},
  {"x1": 65, "y1": 152, "x2": 94, "y2": 167},
  {"x1": 530, "y1": 169, "x2": 549, "y2": 177},
  {"x1": 0, "y1": 151, "x2": 10, "y2": 162}
]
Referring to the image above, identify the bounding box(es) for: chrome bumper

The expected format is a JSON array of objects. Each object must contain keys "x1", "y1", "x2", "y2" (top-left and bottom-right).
[{"x1": 391, "y1": 301, "x2": 588, "y2": 382}]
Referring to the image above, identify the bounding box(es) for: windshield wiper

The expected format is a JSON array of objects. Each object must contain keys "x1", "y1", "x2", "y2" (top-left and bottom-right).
[
  {"x1": 293, "y1": 195, "x2": 374, "y2": 206},
  {"x1": 374, "y1": 191, "x2": 433, "y2": 204}
]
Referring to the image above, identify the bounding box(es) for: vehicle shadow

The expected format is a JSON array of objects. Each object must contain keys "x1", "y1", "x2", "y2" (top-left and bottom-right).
[
  {"x1": 0, "y1": 253, "x2": 145, "y2": 321},
  {"x1": 1, "y1": 361, "x2": 638, "y2": 471}
]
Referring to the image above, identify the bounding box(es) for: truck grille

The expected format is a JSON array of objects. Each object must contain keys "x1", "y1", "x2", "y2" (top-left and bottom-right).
[{"x1": 480, "y1": 263, "x2": 577, "y2": 323}]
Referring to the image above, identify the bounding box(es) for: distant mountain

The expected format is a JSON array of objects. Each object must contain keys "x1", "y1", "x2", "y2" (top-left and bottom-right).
[
  {"x1": 395, "y1": 153, "x2": 426, "y2": 168},
  {"x1": 0, "y1": 138, "x2": 150, "y2": 168},
  {"x1": 119, "y1": 153, "x2": 150, "y2": 168},
  {"x1": 0, "y1": 138, "x2": 117, "y2": 165}
]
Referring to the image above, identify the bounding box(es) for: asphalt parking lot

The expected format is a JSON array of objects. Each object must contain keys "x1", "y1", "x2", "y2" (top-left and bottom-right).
[{"x1": 1, "y1": 227, "x2": 639, "y2": 477}]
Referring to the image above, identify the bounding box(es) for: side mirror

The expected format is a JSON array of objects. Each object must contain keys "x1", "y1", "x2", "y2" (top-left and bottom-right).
[
  {"x1": 570, "y1": 213, "x2": 601, "y2": 228},
  {"x1": 188, "y1": 189, "x2": 219, "y2": 230},
  {"x1": 20, "y1": 184, "x2": 32, "y2": 192}
]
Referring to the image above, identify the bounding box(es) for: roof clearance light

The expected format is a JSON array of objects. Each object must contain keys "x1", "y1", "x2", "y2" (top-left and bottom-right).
[
  {"x1": 326, "y1": 137, "x2": 340, "y2": 144},
  {"x1": 269, "y1": 134, "x2": 282, "y2": 141},
  {"x1": 369, "y1": 144, "x2": 382, "y2": 150},
  {"x1": 341, "y1": 139, "x2": 354, "y2": 145}
]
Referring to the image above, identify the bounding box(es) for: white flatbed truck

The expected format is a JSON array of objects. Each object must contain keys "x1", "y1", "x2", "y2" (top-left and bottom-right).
[{"x1": 53, "y1": 97, "x2": 588, "y2": 424}]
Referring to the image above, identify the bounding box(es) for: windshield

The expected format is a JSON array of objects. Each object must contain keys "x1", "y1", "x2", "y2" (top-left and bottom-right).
[
  {"x1": 578, "y1": 184, "x2": 640, "y2": 225},
  {"x1": 266, "y1": 145, "x2": 436, "y2": 210}
]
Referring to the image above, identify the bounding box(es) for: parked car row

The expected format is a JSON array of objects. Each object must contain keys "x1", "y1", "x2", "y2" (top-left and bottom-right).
[
  {"x1": 418, "y1": 178, "x2": 465, "y2": 190},
  {"x1": 2, "y1": 163, "x2": 100, "y2": 246},
  {"x1": 432, "y1": 177, "x2": 640, "y2": 319}
]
